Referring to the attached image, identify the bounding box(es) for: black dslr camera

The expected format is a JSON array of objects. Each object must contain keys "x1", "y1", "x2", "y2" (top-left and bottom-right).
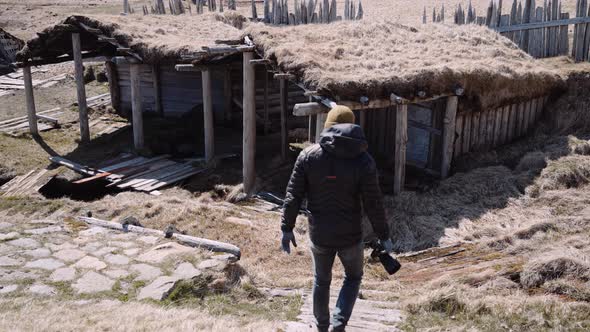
[{"x1": 367, "y1": 240, "x2": 402, "y2": 275}]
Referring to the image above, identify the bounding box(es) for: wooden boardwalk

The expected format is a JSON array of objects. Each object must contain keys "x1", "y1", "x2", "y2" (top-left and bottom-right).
[{"x1": 285, "y1": 290, "x2": 402, "y2": 332}]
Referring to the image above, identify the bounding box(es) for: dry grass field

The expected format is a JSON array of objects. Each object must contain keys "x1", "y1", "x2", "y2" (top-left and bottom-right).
[{"x1": 1, "y1": 0, "x2": 590, "y2": 331}]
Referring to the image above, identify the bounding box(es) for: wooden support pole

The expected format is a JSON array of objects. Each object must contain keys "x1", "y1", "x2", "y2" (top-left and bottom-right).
[
  {"x1": 280, "y1": 78, "x2": 288, "y2": 162},
  {"x1": 152, "y1": 64, "x2": 163, "y2": 116},
  {"x1": 243, "y1": 51, "x2": 256, "y2": 195},
  {"x1": 72, "y1": 33, "x2": 90, "y2": 143},
  {"x1": 23, "y1": 66, "x2": 38, "y2": 135},
  {"x1": 105, "y1": 61, "x2": 121, "y2": 112},
  {"x1": 130, "y1": 64, "x2": 144, "y2": 150},
  {"x1": 393, "y1": 104, "x2": 408, "y2": 195},
  {"x1": 357, "y1": 109, "x2": 366, "y2": 129},
  {"x1": 315, "y1": 113, "x2": 327, "y2": 142},
  {"x1": 441, "y1": 96, "x2": 458, "y2": 178},
  {"x1": 202, "y1": 68, "x2": 214, "y2": 163}
]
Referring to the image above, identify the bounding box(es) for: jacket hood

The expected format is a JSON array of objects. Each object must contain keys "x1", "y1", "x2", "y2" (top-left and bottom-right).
[{"x1": 319, "y1": 123, "x2": 368, "y2": 159}]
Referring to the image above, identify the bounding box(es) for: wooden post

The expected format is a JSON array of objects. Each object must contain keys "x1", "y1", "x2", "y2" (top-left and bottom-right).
[
  {"x1": 151, "y1": 64, "x2": 163, "y2": 116},
  {"x1": 23, "y1": 66, "x2": 38, "y2": 135},
  {"x1": 359, "y1": 111, "x2": 366, "y2": 131},
  {"x1": 72, "y1": 33, "x2": 90, "y2": 143},
  {"x1": 470, "y1": 112, "x2": 480, "y2": 151},
  {"x1": 393, "y1": 104, "x2": 407, "y2": 195},
  {"x1": 280, "y1": 78, "x2": 288, "y2": 161},
  {"x1": 123, "y1": 0, "x2": 129, "y2": 14},
  {"x1": 243, "y1": 51, "x2": 256, "y2": 195},
  {"x1": 202, "y1": 68, "x2": 214, "y2": 163},
  {"x1": 130, "y1": 63, "x2": 144, "y2": 150},
  {"x1": 105, "y1": 61, "x2": 121, "y2": 112},
  {"x1": 315, "y1": 113, "x2": 327, "y2": 142},
  {"x1": 441, "y1": 96, "x2": 458, "y2": 178},
  {"x1": 453, "y1": 114, "x2": 464, "y2": 159},
  {"x1": 224, "y1": 66, "x2": 232, "y2": 122}
]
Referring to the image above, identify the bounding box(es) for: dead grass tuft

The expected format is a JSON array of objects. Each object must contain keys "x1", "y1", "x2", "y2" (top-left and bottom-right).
[
  {"x1": 514, "y1": 222, "x2": 558, "y2": 240},
  {"x1": 520, "y1": 253, "x2": 590, "y2": 288},
  {"x1": 535, "y1": 155, "x2": 590, "y2": 191},
  {"x1": 515, "y1": 151, "x2": 547, "y2": 173}
]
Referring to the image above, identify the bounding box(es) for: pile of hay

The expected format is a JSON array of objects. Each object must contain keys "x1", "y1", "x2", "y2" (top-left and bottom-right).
[
  {"x1": 246, "y1": 20, "x2": 563, "y2": 109},
  {"x1": 19, "y1": 13, "x2": 243, "y2": 63}
]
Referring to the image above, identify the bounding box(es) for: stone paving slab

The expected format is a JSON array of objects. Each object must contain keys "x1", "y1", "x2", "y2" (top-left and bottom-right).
[{"x1": 0, "y1": 213, "x2": 231, "y2": 303}]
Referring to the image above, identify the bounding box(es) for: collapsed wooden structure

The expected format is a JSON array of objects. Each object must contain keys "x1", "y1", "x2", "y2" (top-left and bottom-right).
[{"x1": 14, "y1": 12, "x2": 564, "y2": 195}]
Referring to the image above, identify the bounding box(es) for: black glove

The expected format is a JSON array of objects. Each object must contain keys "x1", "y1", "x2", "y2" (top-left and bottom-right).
[{"x1": 281, "y1": 231, "x2": 297, "y2": 254}]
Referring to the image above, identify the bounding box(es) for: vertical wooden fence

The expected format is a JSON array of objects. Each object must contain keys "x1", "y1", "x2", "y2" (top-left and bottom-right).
[
  {"x1": 453, "y1": 97, "x2": 547, "y2": 159},
  {"x1": 424, "y1": 0, "x2": 590, "y2": 61}
]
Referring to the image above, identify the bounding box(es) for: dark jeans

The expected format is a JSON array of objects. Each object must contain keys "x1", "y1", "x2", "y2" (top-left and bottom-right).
[{"x1": 311, "y1": 242, "x2": 364, "y2": 331}]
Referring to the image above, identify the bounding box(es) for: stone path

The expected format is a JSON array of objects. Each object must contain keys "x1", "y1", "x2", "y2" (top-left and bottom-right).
[
  {"x1": 0, "y1": 215, "x2": 233, "y2": 301},
  {"x1": 285, "y1": 290, "x2": 402, "y2": 332}
]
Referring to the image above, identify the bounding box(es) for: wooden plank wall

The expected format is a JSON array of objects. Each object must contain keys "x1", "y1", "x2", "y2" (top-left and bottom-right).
[
  {"x1": 116, "y1": 63, "x2": 226, "y2": 118},
  {"x1": 452, "y1": 97, "x2": 547, "y2": 160}
]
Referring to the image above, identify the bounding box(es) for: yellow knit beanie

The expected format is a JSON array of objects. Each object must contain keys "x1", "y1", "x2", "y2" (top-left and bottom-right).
[{"x1": 324, "y1": 105, "x2": 355, "y2": 128}]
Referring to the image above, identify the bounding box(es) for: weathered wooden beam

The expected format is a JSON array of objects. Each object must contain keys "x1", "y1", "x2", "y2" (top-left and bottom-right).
[
  {"x1": 393, "y1": 104, "x2": 408, "y2": 195},
  {"x1": 274, "y1": 73, "x2": 296, "y2": 80},
  {"x1": 243, "y1": 51, "x2": 256, "y2": 195},
  {"x1": 280, "y1": 78, "x2": 288, "y2": 161},
  {"x1": 23, "y1": 66, "x2": 38, "y2": 135},
  {"x1": 293, "y1": 102, "x2": 325, "y2": 116},
  {"x1": 105, "y1": 61, "x2": 121, "y2": 112},
  {"x1": 495, "y1": 16, "x2": 590, "y2": 33},
  {"x1": 77, "y1": 216, "x2": 241, "y2": 258},
  {"x1": 441, "y1": 96, "x2": 458, "y2": 178},
  {"x1": 250, "y1": 59, "x2": 271, "y2": 65},
  {"x1": 151, "y1": 64, "x2": 163, "y2": 116},
  {"x1": 175, "y1": 64, "x2": 202, "y2": 72},
  {"x1": 72, "y1": 33, "x2": 90, "y2": 143},
  {"x1": 130, "y1": 64, "x2": 144, "y2": 150},
  {"x1": 202, "y1": 68, "x2": 214, "y2": 163}
]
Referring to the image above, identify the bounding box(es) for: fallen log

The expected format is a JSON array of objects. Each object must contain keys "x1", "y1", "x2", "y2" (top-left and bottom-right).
[{"x1": 77, "y1": 216, "x2": 241, "y2": 258}]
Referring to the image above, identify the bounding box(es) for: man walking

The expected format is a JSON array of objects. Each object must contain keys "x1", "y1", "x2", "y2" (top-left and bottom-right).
[{"x1": 280, "y1": 106, "x2": 393, "y2": 332}]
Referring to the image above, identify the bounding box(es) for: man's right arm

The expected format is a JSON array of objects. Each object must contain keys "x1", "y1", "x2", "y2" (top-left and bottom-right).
[{"x1": 281, "y1": 151, "x2": 307, "y2": 232}]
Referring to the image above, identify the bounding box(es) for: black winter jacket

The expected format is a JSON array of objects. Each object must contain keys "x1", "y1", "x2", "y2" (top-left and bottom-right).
[{"x1": 281, "y1": 123, "x2": 390, "y2": 248}]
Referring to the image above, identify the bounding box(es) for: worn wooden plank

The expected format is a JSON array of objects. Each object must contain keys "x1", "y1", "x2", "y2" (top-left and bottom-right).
[
  {"x1": 478, "y1": 110, "x2": 487, "y2": 150},
  {"x1": 394, "y1": 104, "x2": 408, "y2": 195},
  {"x1": 130, "y1": 64, "x2": 144, "y2": 150},
  {"x1": 453, "y1": 114, "x2": 464, "y2": 159},
  {"x1": 493, "y1": 107, "x2": 503, "y2": 147},
  {"x1": 202, "y1": 69, "x2": 214, "y2": 163},
  {"x1": 470, "y1": 111, "x2": 480, "y2": 151},
  {"x1": 501, "y1": 105, "x2": 510, "y2": 144},
  {"x1": 151, "y1": 64, "x2": 162, "y2": 116},
  {"x1": 441, "y1": 96, "x2": 458, "y2": 178},
  {"x1": 486, "y1": 108, "x2": 496, "y2": 149},
  {"x1": 72, "y1": 33, "x2": 90, "y2": 143},
  {"x1": 461, "y1": 112, "x2": 472, "y2": 154},
  {"x1": 22, "y1": 66, "x2": 38, "y2": 135},
  {"x1": 524, "y1": 101, "x2": 532, "y2": 134},
  {"x1": 243, "y1": 51, "x2": 256, "y2": 195}
]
